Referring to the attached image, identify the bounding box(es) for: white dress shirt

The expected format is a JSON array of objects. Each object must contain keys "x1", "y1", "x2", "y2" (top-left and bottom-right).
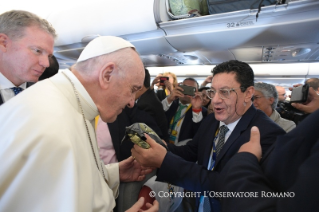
[{"x1": 0, "y1": 72, "x2": 27, "y2": 103}]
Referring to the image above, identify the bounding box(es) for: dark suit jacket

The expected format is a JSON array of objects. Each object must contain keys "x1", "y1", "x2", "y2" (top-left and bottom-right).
[
  {"x1": 165, "y1": 99, "x2": 208, "y2": 143},
  {"x1": 108, "y1": 106, "x2": 164, "y2": 161},
  {"x1": 0, "y1": 82, "x2": 34, "y2": 105},
  {"x1": 156, "y1": 105, "x2": 285, "y2": 210},
  {"x1": 137, "y1": 89, "x2": 168, "y2": 142},
  {"x1": 155, "y1": 89, "x2": 167, "y2": 102},
  {"x1": 219, "y1": 109, "x2": 319, "y2": 212}
]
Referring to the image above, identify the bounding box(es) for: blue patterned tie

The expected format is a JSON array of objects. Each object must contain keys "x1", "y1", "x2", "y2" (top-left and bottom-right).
[
  {"x1": 11, "y1": 87, "x2": 23, "y2": 95},
  {"x1": 216, "y1": 125, "x2": 229, "y2": 157}
]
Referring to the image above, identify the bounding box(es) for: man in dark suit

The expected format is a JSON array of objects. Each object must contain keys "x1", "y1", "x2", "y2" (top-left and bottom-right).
[
  {"x1": 132, "y1": 60, "x2": 286, "y2": 212},
  {"x1": 162, "y1": 77, "x2": 207, "y2": 144},
  {"x1": 219, "y1": 108, "x2": 319, "y2": 212},
  {"x1": 135, "y1": 69, "x2": 168, "y2": 142},
  {"x1": 0, "y1": 10, "x2": 56, "y2": 105}
]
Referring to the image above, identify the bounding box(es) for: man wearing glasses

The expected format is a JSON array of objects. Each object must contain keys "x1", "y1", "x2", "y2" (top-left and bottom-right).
[{"x1": 132, "y1": 60, "x2": 286, "y2": 212}]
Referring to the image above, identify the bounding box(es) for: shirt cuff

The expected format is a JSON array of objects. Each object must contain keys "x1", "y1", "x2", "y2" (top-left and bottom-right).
[{"x1": 162, "y1": 97, "x2": 172, "y2": 111}]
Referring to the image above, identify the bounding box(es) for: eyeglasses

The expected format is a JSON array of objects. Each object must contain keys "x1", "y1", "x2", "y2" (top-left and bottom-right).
[{"x1": 206, "y1": 87, "x2": 243, "y2": 100}]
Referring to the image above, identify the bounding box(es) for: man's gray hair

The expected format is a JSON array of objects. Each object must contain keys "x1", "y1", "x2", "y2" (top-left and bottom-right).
[
  {"x1": 254, "y1": 82, "x2": 278, "y2": 110},
  {"x1": 0, "y1": 10, "x2": 57, "y2": 40}
]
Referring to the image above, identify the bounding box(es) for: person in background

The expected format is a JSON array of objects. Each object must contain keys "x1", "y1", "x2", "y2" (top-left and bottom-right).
[
  {"x1": 151, "y1": 72, "x2": 178, "y2": 101},
  {"x1": 38, "y1": 55, "x2": 59, "y2": 80},
  {"x1": 0, "y1": 36, "x2": 158, "y2": 212},
  {"x1": 253, "y1": 82, "x2": 295, "y2": 132},
  {"x1": 0, "y1": 10, "x2": 56, "y2": 105},
  {"x1": 305, "y1": 78, "x2": 319, "y2": 94},
  {"x1": 199, "y1": 75, "x2": 213, "y2": 89},
  {"x1": 163, "y1": 77, "x2": 207, "y2": 145},
  {"x1": 163, "y1": 71, "x2": 178, "y2": 96},
  {"x1": 198, "y1": 86, "x2": 211, "y2": 108},
  {"x1": 150, "y1": 73, "x2": 163, "y2": 91},
  {"x1": 275, "y1": 85, "x2": 287, "y2": 102}
]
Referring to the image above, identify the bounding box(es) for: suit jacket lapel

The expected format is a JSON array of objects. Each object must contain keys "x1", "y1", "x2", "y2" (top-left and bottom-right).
[{"x1": 215, "y1": 105, "x2": 256, "y2": 166}]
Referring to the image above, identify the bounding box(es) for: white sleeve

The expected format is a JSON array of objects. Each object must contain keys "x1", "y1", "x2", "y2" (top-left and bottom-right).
[{"x1": 162, "y1": 97, "x2": 173, "y2": 111}]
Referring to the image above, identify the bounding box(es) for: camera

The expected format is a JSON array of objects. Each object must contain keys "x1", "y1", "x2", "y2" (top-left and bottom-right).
[
  {"x1": 159, "y1": 76, "x2": 169, "y2": 86},
  {"x1": 276, "y1": 101, "x2": 305, "y2": 124},
  {"x1": 290, "y1": 84, "x2": 309, "y2": 103},
  {"x1": 179, "y1": 85, "x2": 196, "y2": 96}
]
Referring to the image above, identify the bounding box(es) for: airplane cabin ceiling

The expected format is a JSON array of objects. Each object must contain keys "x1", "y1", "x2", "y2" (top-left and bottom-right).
[
  {"x1": 53, "y1": 0, "x2": 319, "y2": 69},
  {"x1": 3, "y1": 0, "x2": 316, "y2": 69}
]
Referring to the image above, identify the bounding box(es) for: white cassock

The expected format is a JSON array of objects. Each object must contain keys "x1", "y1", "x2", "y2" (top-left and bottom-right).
[{"x1": 0, "y1": 70, "x2": 119, "y2": 212}]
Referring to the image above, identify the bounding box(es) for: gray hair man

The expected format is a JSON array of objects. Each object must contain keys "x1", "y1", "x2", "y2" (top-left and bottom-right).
[
  {"x1": 0, "y1": 36, "x2": 158, "y2": 212},
  {"x1": 305, "y1": 78, "x2": 319, "y2": 95},
  {"x1": 0, "y1": 10, "x2": 56, "y2": 105},
  {"x1": 275, "y1": 85, "x2": 287, "y2": 102},
  {"x1": 254, "y1": 82, "x2": 296, "y2": 132}
]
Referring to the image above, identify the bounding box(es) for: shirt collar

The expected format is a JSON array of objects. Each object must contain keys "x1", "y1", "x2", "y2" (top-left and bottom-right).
[
  {"x1": 60, "y1": 69, "x2": 98, "y2": 121},
  {"x1": 0, "y1": 72, "x2": 27, "y2": 90},
  {"x1": 219, "y1": 118, "x2": 241, "y2": 134}
]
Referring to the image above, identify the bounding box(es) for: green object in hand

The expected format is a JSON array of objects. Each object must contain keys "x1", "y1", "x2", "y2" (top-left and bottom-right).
[{"x1": 123, "y1": 123, "x2": 168, "y2": 150}]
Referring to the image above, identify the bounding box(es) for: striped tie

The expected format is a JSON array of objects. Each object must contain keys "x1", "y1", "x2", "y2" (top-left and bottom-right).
[{"x1": 216, "y1": 125, "x2": 229, "y2": 157}]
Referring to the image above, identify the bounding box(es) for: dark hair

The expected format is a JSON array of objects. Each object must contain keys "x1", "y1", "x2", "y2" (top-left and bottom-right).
[
  {"x1": 198, "y1": 86, "x2": 210, "y2": 92},
  {"x1": 183, "y1": 77, "x2": 199, "y2": 89},
  {"x1": 144, "y1": 68, "x2": 151, "y2": 88},
  {"x1": 211, "y1": 60, "x2": 254, "y2": 92},
  {"x1": 39, "y1": 55, "x2": 59, "y2": 81},
  {"x1": 305, "y1": 78, "x2": 319, "y2": 90}
]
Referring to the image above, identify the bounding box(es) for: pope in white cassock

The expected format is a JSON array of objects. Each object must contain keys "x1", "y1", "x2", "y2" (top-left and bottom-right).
[{"x1": 0, "y1": 36, "x2": 158, "y2": 212}]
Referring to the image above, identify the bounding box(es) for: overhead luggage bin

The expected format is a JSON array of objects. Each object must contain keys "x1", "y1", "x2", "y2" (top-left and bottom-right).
[{"x1": 153, "y1": 0, "x2": 319, "y2": 65}]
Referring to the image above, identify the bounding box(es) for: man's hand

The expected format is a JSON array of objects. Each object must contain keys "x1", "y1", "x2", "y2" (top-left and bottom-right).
[
  {"x1": 150, "y1": 76, "x2": 161, "y2": 90},
  {"x1": 131, "y1": 134, "x2": 167, "y2": 168},
  {"x1": 291, "y1": 87, "x2": 319, "y2": 114},
  {"x1": 167, "y1": 84, "x2": 184, "y2": 104},
  {"x1": 238, "y1": 126, "x2": 262, "y2": 161},
  {"x1": 119, "y1": 156, "x2": 153, "y2": 182},
  {"x1": 125, "y1": 197, "x2": 159, "y2": 212},
  {"x1": 163, "y1": 80, "x2": 173, "y2": 93},
  {"x1": 191, "y1": 92, "x2": 203, "y2": 110},
  {"x1": 200, "y1": 75, "x2": 213, "y2": 88}
]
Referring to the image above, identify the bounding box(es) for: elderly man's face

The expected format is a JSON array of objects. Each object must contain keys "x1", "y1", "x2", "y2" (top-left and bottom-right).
[
  {"x1": 1, "y1": 26, "x2": 54, "y2": 86},
  {"x1": 253, "y1": 90, "x2": 272, "y2": 114},
  {"x1": 100, "y1": 51, "x2": 145, "y2": 123},
  {"x1": 211, "y1": 72, "x2": 251, "y2": 125}
]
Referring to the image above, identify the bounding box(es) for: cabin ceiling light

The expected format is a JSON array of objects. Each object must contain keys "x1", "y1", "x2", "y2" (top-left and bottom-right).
[
  {"x1": 183, "y1": 55, "x2": 198, "y2": 60},
  {"x1": 291, "y1": 48, "x2": 311, "y2": 57}
]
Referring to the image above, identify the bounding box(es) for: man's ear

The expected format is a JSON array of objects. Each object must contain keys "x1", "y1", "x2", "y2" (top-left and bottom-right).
[
  {"x1": 0, "y1": 33, "x2": 9, "y2": 53},
  {"x1": 269, "y1": 97, "x2": 275, "y2": 105},
  {"x1": 245, "y1": 86, "x2": 254, "y2": 102},
  {"x1": 99, "y1": 62, "x2": 115, "y2": 89}
]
